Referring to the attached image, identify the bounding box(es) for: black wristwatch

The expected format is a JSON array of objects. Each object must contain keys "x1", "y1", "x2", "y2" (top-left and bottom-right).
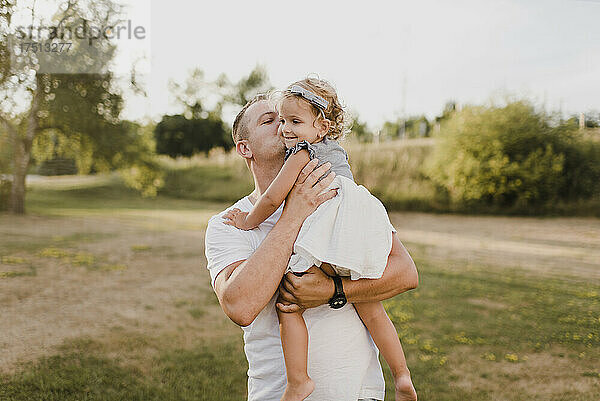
[{"x1": 328, "y1": 275, "x2": 347, "y2": 309}]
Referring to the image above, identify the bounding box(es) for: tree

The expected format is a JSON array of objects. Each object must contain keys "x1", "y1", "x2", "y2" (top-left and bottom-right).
[
  {"x1": 168, "y1": 65, "x2": 272, "y2": 120},
  {"x1": 0, "y1": 122, "x2": 10, "y2": 210},
  {"x1": 435, "y1": 101, "x2": 458, "y2": 124},
  {"x1": 567, "y1": 111, "x2": 600, "y2": 128},
  {"x1": 157, "y1": 66, "x2": 271, "y2": 157},
  {"x1": 381, "y1": 115, "x2": 430, "y2": 140},
  {"x1": 154, "y1": 114, "x2": 232, "y2": 158},
  {"x1": 224, "y1": 65, "x2": 271, "y2": 107},
  {"x1": 0, "y1": 0, "x2": 154, "y2": 213},
  {"x1": 381, "y1": 119, "x2": 401, "y2": 140},
  {"x1": 349, "y1": 116, "x2": 373, "y2": 143}
]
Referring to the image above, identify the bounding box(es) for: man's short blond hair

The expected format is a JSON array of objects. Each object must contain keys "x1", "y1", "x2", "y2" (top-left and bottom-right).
[{"x1": 232, "y1": 93, "x2": 269, "y2": 143}]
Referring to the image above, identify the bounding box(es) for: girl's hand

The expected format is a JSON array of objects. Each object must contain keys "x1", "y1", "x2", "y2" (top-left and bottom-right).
[{"x1": 223, "y1": 208, "x2": 255, "y2": 230}]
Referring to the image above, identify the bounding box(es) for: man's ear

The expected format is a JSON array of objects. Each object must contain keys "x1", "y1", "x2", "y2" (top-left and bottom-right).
[
  {"x1": 318, "y1": 118, "x2": 331, "y2": 138},
  {"x1": 236, "y1": 140, "x2": 253, "y2": 160}
]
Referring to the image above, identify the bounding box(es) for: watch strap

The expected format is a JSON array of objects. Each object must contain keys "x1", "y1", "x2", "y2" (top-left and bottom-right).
[
  {"x1": 332, "y1": 275, "x2": 344, "y2": 295},
  {"x1": 328, "y1": 274, "x2": 347, "y2": 309}
]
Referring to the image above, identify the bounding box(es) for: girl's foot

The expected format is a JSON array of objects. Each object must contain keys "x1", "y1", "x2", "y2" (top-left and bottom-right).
[
  {"x1": 280, "y1": 377, "x2": 315, "y2": 401},
  {"x1": 394, "y1": 372, "x2": 417, "y2": 401}
]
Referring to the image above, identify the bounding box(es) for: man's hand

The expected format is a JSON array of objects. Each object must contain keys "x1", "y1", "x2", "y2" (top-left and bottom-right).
[
  {"x1": 276, "y1": 266, "x2": 335, "y2": 312},
  {"x1": 280, "y1": 159, "x2": 338, "y2": 226},
  {"x1": 276, "y1": 233, "x2": 419, "y2": 314}
]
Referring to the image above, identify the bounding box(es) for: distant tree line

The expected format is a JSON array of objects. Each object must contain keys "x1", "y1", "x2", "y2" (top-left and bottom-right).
[{"x1": 154, "y1": 115, "x2": 232, "y2": 157}]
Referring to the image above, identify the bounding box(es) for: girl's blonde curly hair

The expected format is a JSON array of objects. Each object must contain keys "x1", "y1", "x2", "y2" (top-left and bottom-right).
[{"x1": 278, "y1": 77, "x2": 349, "y2": 140}]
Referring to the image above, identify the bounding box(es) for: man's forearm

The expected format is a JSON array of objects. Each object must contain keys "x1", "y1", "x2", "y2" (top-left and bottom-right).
[
  {"x1": 343, "y1": 256, "x2": 416, "y2": 303},
  {"x1": 344, "y1": 237, "x2": 418, "y2": 303},
  {"x1": 279, "y1": 233, "x2": 418, "y2": 310},
  {"x1": 218, "y1": 212, "x2": 302, "y2": 326}
]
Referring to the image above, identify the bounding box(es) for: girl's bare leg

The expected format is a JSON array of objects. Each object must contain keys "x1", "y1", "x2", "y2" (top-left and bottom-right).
[
  {"x1": 278, "y1": 307, "x2": 314, "y2": 401},
  {"x1": 354, "y1": 301, "x2": 417, "y2": 401}
]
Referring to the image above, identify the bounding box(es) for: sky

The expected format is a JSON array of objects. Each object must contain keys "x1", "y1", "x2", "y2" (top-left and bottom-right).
[{"x1": 52, "y1": 0, "x2": 600, "y2": 127}]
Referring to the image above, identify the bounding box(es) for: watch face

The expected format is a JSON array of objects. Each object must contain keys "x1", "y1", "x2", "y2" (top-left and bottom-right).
[{"x1": 329, "y1": 294, "x2": 347, "y2": 309}]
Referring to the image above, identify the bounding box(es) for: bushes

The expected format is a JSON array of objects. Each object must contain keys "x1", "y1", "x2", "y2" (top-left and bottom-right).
[
  {"x1": 157, "y1": 153, "x2": 253, "y2": 202},
  {"x1": 119, "y1": 160, "x2": 165, "y2": 198},
  {"x1": 426, "y1": 101, "x2": 600, "y2": 211}
]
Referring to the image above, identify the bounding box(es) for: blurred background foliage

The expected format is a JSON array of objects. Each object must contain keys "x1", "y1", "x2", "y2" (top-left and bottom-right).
[
  {"x1": 426, "y1": 101, "x2": 600, "y2": 212},
  {"x1": 1, "y1": 53, "x2": 599, "y2": 215}
]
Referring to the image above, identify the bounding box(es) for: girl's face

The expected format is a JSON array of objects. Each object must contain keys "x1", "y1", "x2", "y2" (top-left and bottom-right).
[{"x1": 278, "y1": 97, "x2": 326, "y2": 148}]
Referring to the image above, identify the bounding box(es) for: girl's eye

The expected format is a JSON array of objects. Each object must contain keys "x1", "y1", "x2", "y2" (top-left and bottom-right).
[
  {"x1": 292, "y1": 119, "x2": 301, "y2": 124},
  {"x1": 262, "y1": 119, "x2": 273, "y2": 125}
]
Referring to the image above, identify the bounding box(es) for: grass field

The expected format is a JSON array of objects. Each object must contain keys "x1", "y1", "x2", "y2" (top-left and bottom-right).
[{"x1": 1, "y1": 174, "x2": 599, "y2": 400}]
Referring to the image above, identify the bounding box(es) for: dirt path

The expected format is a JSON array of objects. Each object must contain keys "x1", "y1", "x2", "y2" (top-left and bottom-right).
[
  {"x1": 1, "y1": 211, "x2": 599, "y2": 373},
  {"x1": 390, "y1": 212, "x2": 600, "y2": 282}
]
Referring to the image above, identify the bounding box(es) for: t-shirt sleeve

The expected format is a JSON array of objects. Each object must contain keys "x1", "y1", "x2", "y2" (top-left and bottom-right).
[
  {"x1": 204, "y1": 214, "x2": 255, "y2": 288},
  {"x1": 284, "y1": 140, "x2": 316, "y2": 161}
]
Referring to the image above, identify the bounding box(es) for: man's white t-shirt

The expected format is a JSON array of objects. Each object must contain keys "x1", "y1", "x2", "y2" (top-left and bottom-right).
[{"x1": 205, "y1": 196, "x2": 385, "y2": 401}]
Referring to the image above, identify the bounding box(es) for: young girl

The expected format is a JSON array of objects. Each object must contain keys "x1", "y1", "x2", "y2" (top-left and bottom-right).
[{"x1": 224, "y1": 78, "x2": 417, "y2": 401}]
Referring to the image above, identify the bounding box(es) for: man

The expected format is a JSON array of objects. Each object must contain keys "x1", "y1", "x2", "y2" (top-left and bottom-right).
[{"x1": 204, "y1": 94, "x2": 418, "y2": 401}]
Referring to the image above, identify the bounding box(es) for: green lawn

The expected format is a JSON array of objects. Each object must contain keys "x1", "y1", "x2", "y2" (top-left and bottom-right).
[
  {"x1": 381, "y1": 260, "x2": 600, "y2": 400},
  {"x1": 1, "y1": 175, "x2": 599, "y2": 400}
]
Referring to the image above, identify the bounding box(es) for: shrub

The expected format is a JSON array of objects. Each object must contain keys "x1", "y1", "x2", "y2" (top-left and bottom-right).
[
  {"x1": 119, "y1": 160, "x2": 165, "y2": 198},
  {"x1": 426, "y1": 101, "x2": 600, "y2": 210}
]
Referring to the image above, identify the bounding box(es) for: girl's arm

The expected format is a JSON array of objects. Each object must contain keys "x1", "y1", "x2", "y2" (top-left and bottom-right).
[{"x1": 225, "y1": 150, "x2": 312, "y2": 230}]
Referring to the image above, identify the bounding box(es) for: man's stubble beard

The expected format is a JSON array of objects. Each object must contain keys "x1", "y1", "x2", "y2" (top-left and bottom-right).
[
  {"x1": 270, "y1": 138, "x2": 287, "y2": 165},
  {"x1": 271, "y1": 147, "x2": 286, "y2": 171}
]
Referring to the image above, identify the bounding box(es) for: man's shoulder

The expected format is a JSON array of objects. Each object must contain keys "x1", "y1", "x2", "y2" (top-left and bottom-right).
[{"x1": 207, "y1": 197, "x2": 251, "y2": 227}]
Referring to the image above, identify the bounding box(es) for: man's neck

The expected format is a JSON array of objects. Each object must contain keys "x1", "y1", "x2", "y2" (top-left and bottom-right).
[{"x1": 248, "y1": 159, "x2": 283, "y2": 204}]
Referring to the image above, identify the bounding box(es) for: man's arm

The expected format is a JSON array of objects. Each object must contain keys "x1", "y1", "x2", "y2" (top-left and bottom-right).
[
  {"x1": 344, "y1": 233, "x2": 418, "y2": 302},
  {"x1": 213, "y1": 160, "x2": 337, "y2": 327},
  {"x1": 277, "y1": 232, "x2": 418, "y2": 311}
]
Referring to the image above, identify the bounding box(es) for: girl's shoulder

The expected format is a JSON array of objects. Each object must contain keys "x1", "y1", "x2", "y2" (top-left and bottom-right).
[
  {"x1": 313, "y1": 136, "x2": 346, "y2": 151},
  {"x1": 313, "y1": 137, "x2": 349, "y2": 160}
]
